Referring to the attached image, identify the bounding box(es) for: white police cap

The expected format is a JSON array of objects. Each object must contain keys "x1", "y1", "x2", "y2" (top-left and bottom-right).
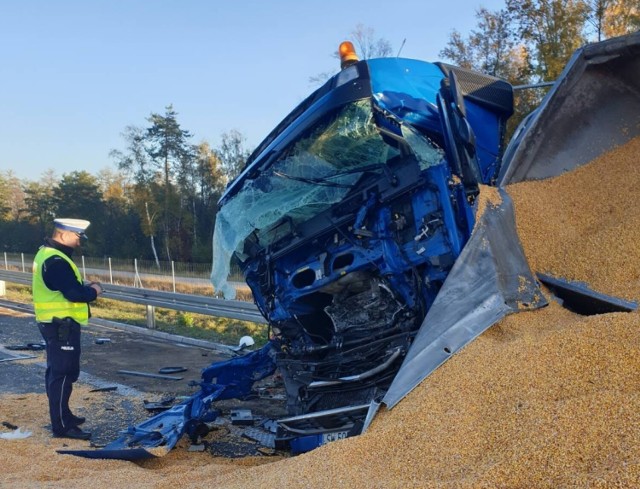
[{"x1": 53, "y1": 218, "x2": 91, "y2": 234}]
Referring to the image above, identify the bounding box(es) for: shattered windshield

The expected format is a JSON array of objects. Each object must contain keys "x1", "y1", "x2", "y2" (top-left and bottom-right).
[
  {"x1": 211, "y1": 98, "x2": 441, "y2": 298},
  {"x1": 212, "y1": 99, "x2": 396, "y2": 297}
]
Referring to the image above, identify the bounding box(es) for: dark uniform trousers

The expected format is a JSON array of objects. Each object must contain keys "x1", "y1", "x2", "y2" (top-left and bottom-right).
[{"x1": 37, "y1": 318, "x2": 81, "y2": 434}]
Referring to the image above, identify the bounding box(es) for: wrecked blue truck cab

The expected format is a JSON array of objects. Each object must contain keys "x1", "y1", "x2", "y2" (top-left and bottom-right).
[
  {"x1": 63, "y1": 34, "x2": 640, "y2": 459},
  {"x1": 210, "y1": 54, "x2": 538, "y2": 445},
  {"x1": 63, "y1": 54, "x2": 542, "y2": 461}
]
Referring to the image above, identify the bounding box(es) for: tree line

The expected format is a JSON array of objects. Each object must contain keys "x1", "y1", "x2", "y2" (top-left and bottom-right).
[
  {"x1": 0, "y1": 106, "x2": 248, "y2": 264},
  {"x1": 439, "y1": 0, "x2": 639, "y2": 132},
  {"x1": 1, "y1": 1, "x2": 637, "y2": 264}
]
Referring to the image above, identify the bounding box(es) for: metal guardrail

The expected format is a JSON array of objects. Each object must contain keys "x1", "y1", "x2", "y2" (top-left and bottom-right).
[{"x1": 0, "y1": 269, "x2": 266, "y2": 325}]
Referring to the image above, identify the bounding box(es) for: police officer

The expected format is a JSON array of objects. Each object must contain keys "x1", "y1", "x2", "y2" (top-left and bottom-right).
[{"x1": 32, "y1": 218, "x2": 103, "y2": 440}]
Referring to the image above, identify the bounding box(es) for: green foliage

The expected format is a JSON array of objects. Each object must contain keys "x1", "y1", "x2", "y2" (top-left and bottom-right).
[
  {"x1": 23, "y1": 180, "x2": 57, "y2": 231},
  {"x1": 0, "y1": 174, "x2": 11, "y2": 221},
  {"x1": 601, "y1": 0, "x2": 640, "y2": 38},
  {"x1": 216, "y1": 130, "x2": 252, "y2": 183},
  {"x1": 0, "y1": 105, "x2": 250, "y2": 261},
  {"x1": 177, "y1": 311, "x2": 195, "y2": 327},
  {"x1": 439, "y1": 0, "x2": 637, "y2": 140},
  {"x1": 104, "y1": 106, "x2": 250, "y2": 263}
]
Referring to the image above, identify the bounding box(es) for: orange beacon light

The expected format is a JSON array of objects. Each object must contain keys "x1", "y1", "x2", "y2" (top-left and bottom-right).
[{"x1": 339, "y1": 41, "x2": 359, "y2": 69}]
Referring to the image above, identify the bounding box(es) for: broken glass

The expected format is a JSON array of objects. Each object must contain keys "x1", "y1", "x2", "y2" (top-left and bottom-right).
[
  {"x1": 211, "y1": 96, "x2": 444, "y2": 298},
  {"x1": 211, "y1": 100, "x2": 400, "y2": 298}
]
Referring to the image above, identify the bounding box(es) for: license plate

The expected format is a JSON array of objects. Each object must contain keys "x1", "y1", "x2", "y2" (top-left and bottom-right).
[{"x1": 321, "y1": 430, "x2": 348, "y2": 445}]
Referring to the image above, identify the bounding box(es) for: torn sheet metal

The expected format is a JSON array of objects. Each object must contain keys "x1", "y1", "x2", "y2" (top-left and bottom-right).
[
  {"x1": 537, "y1": 273, "x2": 638, "y2": 315},
  {"x1": 499, "y1": 32, "x2": 640, "y2": 185},
  {"x1": 383, "y1": 189, "x2": 547, "y2": 408}
]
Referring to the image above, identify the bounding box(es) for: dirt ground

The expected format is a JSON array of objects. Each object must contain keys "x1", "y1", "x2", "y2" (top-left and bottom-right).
[{"x1": 0, "y1": 306, "x2": 287, "y2": 448}]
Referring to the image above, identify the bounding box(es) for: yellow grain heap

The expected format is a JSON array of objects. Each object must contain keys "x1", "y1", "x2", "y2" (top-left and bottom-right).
[{"x1": 1, "y1": 137, "x2": 639, "y2": 488}]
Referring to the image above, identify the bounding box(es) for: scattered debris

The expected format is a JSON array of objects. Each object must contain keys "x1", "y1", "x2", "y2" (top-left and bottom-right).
[
  {"x1": 117, "y1": 369, "x2": 183, "y2": 380},
  {"x1": 158, "y1": 366, "x2": 187, "y2": 374},
  {"x1": 256, "y1": 446, "x2": 277, "y2": 456},
  {"x1": 5, "y1": 343, "x2": 45, "y2": 351},
  {"x1": 242, "y1": 427, "x2": 276, "y2": 448},
  {"x1": 0, "y1": 355, "x2": 37, "y2": 363},
  {"x1": 229, "y1": 336, "x2": 255, "y2": 353},
  {"x1": 257, "y1": 387, "x2": 286, "y2": 400},
  {"x1": 259, "y1": 419, "x2": 279, "y2": 433},
  {"x1": 88, "y1": 386, "x2": 118, "y2": 393},
  {"x1": 143, "y1": 397, "x2": 176, "y2": 411},
  {"x1": 187, "y1": 443, "x2": 206, "y2": 452},
  {"x1": 95, "y1": 338, "x2": 111, "y2": 345},
  {"x1": 0, "y1": 427, "x2": 32, "y2": 439},
  {"x1": 2, "y1": 421, "x2": 18, "y2": 430},
  {"x1": 230, "y1": 409, "x2": 254, "y2": 426}
]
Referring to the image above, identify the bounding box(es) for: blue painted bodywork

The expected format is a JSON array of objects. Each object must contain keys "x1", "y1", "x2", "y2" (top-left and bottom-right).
[
  {"x1": 60, "y1": 343, "x2": 279, "y2": 460},
  {"x1": 216, "y1": 58, "x2": 510, "y2": 324},
  {"x1": 68, "y1": 56, "x2": 515, "y2": 460},
  {"x1": 211, "y1": 56, "x2": 514, "y2": 431}
]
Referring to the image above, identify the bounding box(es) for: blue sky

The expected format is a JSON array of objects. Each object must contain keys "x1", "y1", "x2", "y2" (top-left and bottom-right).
[{"x1": 0, "y1": 0, "x2": 505, "y2": 181}]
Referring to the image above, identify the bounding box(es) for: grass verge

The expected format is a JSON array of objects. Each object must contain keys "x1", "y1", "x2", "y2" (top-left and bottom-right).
[{"x1": 3, "y1": 284, "x2": 268, "y2": 347}]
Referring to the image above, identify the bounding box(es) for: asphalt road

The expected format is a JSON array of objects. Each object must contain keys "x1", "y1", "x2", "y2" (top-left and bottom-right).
[{"x1": 0, "y1": 304, "x2": 286, "y2": 452}]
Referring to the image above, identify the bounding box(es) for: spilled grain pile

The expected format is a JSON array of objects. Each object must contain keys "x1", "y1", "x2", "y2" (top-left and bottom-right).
[
  {"x1": 507, "y1": 136, "x2": 640, "y2": 301},
  {"x1": 1, "y1": 137, "x2": 639, "y2": 488}
]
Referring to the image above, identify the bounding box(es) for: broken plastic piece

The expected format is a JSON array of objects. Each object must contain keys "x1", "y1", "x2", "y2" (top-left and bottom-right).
[
  {"x1": 143, "y1": 397, "x2": 176, "y2": 411},
  {"x1": 0, "y1": 428, "x2": 32, "y2": 439},
  {"x1": 65, "y1": 342, "x2": 278, "y2": 460},
  {"x1": 89, "y1": 386, "x2": 118, "y2": 393},
  {"x1": 158, "y1": 367, "x2": 187, "y2": 374},
  {"x1": 231, "y1": 409, "x2": 254, "y2": 426},
  {"x1": 58, "y1": 448, "x2": 158, "y2": 460}
]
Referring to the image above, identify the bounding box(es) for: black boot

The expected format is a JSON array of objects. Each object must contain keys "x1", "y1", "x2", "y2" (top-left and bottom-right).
[{"x1": 53, "y1": 426, "x2": 91, "y2": 440}]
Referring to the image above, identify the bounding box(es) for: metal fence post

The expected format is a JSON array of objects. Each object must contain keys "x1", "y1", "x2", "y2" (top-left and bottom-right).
[
  {"x1": 171, "y1": 261, "x2": 176, "y2": 293},
  {"x1": 21, "y1": 253, "x2": 25, "y2": 272},
  {"x1": 4, "y1": 252, "x2": 7, "y2": 270},
  {"x1": 146, "y1": 305, "x2": 156, "y2": 329},
  {"x1": 82, "y1": 256, "x2": 86, "y2": 280},
  {"x1": 134, "y1": 259, "x2": 143, "y2": 288},
  {"x1": 108, "y1": 257, "x2": 113, "y2": 284}
]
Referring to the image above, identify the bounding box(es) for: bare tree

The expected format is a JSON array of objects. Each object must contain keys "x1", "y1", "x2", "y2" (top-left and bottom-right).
[
  {"x1": 216, "y1": 130, "x2": 251, "y2": 183},
  {"x1": 585, "y1": 0, "x2": 614, "y2": 41},
  {"x1": 0, "y1": 171, "x2": 26, "y2": 221},
  {"x1": 349, "y1": 23, "x2": 393, "y2": 60},
  {"x1": 309, "y1": 24, "x2": 393, "y2": 86}
]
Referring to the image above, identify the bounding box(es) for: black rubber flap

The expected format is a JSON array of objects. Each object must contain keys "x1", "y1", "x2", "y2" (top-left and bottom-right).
[{"x1": 57, "y1": 448, "x2": 158, "y2": 460}]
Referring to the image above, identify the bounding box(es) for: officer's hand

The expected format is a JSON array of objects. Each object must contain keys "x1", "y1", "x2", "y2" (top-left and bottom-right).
[{"x1": 89, "y1": 282, "x2": 103, "y2": 295}]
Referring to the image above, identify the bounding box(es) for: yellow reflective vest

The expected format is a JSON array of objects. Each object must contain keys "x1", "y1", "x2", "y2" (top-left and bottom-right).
[{"x1": 32, "y1": 246, "x2": 89, "y2": 325}]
